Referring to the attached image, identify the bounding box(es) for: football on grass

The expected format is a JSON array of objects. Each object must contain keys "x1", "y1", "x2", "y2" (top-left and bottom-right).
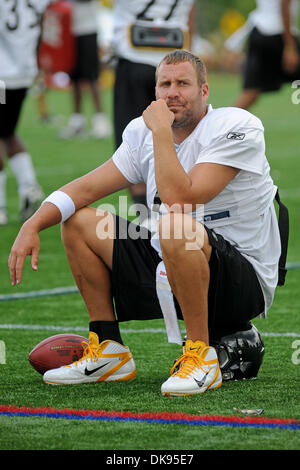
[{"x1": 28, "y1": 333, "x2": 88, "y2": 374}]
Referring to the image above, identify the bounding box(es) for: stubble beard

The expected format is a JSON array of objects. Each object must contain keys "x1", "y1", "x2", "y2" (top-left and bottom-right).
[
  {"x1": 171, "y1": 108, "x2": 197, "y2": 129},
  {"x1": 171, "y1": 102, "x2": 207, "y2": 130}
]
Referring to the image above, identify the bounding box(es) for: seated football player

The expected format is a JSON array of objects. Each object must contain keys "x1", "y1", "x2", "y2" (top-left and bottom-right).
[{"x1": 8, "y1": 50, "x2": 281, "y2": 396}]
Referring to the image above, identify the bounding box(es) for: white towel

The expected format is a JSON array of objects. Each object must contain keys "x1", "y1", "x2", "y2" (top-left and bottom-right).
[{"x1": 155, "y1": 260, "x2": 182, "y2": 345}]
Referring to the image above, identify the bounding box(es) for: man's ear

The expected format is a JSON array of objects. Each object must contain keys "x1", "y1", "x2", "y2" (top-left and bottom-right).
[{"x1": 201, "y1": 82, "x2": 209, "y2": 99}]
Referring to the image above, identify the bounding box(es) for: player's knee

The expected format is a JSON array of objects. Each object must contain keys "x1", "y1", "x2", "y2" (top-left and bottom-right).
[
  {"x1": 5, "y1": 134, "x2": 25, "y2": 157},
  {"x1": 61, "y1": 207, "x2": 92, "y2": 242},
  {"x1": 159, "y1": 212, "x2": 206, "y2": 254},
  {"x1": 159, "y1": 212, "x2": 180, "y2": 244}
]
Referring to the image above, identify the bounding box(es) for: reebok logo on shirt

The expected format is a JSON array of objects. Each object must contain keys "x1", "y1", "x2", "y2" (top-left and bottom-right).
[{"x1": 227, "y1": 132, "x2": 246, "y2": 140}]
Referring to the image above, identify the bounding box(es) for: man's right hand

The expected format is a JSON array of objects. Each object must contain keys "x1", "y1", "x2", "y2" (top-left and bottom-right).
[
  {"x1": 7, "y1": 158, "x2": 132, "y2": 286},
  {"x1": 8, "y1": 221, "x2": 41, "y2": 286},
  {"x1": 142, "y1": 99, "x2": 175, "y2": 134}
]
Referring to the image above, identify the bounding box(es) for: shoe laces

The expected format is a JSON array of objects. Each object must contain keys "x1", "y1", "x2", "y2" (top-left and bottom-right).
[
  {"x1": 170, "y1": 349, "x2": 209, "y2": 378},
  {"x1": 70, "y1": 340, "x2": 100, "y2": 367}
]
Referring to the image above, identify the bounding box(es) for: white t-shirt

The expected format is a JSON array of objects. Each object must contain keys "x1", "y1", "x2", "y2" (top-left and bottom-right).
[
  {"x1": 0, "y1": 0, "x2": 51, "y2": 89},
  {"x1": 112, "y1": 105, "x2": 281, "y2": 316},
  {"x1": 249, "y1": 0, "x2": 299, "y2": 36},
  {"x1": 72, "y1": 0, "x2": 98, "y2": 36},
  {"x1": 112, "y1": 0, "x2": 194, "y2": 67}
]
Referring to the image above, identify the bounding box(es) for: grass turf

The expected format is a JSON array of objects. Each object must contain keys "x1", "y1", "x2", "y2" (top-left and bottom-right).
[{"x1": 0, "y1": 72, "x2": 300, "y2": 450}]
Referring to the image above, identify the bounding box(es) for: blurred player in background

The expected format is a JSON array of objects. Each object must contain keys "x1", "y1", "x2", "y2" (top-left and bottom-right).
[
  {"x1": 112, "y1": 0, "x2": 195, "y2": 224},
  {"x1": 60, "y1": 0, "x2": 112, "y2": 139},
  {"x1": 225, "y1": 0, "x2": 300, "y2": 109},
  {"x1": 0, "y1": 0, "x2": 51, "y2": 225}
]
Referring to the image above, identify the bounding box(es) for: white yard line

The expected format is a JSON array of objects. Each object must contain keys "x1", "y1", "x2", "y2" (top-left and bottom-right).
[
  {"x1": 0, "y1": 323, "x2": 299, "y2": 338},
  {"x1": 1, "y1": 261, "x2": 300, "y2": 303},
  {"x1": 0, "y1": 286, "x2": 79, "y2": 302}
]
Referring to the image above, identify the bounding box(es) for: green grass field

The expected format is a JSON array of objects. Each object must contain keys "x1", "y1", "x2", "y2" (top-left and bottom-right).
[{"x1": 0, "y1": 72, "x2": 300, "y2": 452}]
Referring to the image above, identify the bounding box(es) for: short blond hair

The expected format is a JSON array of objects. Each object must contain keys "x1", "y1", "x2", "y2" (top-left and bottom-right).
[{"x1": 156, "y1": 49, "x2": 207, "y2": 86}]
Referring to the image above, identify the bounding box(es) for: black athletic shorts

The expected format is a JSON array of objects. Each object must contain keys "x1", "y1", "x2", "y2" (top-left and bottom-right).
[
  {"x1": 113, "y1": 59, "x2": 156, "y2": 148},
  {"x1": 0, "y1": 88, "x2": 27, "y2": 138},
  {"x1": 71, "y1": 33, "x2": 99, "y2": 82},
  {"x1": 111, "y1": 216, "x2": 265, "y2": 342},
  {"x1": 243, "y1": 27, "x2": 300, "y2": 92}
]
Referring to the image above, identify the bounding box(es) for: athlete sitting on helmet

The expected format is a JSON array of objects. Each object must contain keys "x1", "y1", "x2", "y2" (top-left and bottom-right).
[{"x1": 8, "y1": 50, "x2": 281, "y2": 396}]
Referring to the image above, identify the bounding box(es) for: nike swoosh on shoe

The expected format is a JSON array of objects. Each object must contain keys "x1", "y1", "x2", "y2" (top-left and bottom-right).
[
  {"x1": 193, "y1": 372, "x2": 209, "y2": 388},
  {"x1": 84, "y1": 362, "x2": 110, "y2": 376}
]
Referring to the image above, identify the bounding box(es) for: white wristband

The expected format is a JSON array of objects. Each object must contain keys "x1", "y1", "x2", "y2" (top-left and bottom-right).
[{"x1": 42, "y1": 190, "x2": 76, "y2": 223}]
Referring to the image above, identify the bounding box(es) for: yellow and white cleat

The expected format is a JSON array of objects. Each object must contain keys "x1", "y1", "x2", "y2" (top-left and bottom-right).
[
  {"x1": 43, "y1": 332, "x2": 136, "y2": 385},
  {"x1": 161, "y1": 340, "x2": 222, "y2": 396}
]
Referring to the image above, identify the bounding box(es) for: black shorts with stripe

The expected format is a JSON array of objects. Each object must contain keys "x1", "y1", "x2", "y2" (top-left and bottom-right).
[{"x1": 111, "y1": 215, "x2": 265, "y2": 342}]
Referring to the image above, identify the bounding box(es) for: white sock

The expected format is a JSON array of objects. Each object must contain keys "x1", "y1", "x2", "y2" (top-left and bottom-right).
[
  {"x1": 8, "y1": 152, "x2": 38, "y2": 195},
  {"x1": 0, "y1": 170, "x2": 6, "y2": 209}
]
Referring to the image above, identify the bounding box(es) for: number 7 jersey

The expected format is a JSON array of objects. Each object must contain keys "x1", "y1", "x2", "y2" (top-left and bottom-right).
[{"x1": 0, "y1": 0, "x2": 51, "y2": 89}]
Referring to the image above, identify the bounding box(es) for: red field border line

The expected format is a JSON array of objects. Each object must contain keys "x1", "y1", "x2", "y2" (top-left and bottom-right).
[{"x1": 0, "y1": 405, "x2": 299, "y2": 431}]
